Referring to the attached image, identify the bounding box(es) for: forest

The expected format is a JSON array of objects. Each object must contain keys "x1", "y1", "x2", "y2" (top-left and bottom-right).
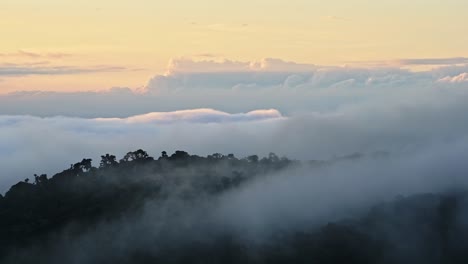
[{"x1": 0, "y1": 149, "x2": 467, "y2": 264}]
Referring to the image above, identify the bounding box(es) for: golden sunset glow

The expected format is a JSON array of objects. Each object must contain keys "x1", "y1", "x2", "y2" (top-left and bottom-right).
[{"x1": 1, "y1": 0, "x2": 468, "y2": 93}]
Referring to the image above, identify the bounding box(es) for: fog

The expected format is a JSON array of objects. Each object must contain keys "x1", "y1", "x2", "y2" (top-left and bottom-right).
[
  {"x1": 4, "y1": 136, "x2": 468, "y2": 263},
  {"x1": 2, "y1": 85, "x2": 468, "y2": 193}
]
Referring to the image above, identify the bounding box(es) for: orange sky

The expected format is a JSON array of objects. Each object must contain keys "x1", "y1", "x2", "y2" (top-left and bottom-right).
[{"x1": 1, "y1": 0, "x2": 467, "y2": 93}]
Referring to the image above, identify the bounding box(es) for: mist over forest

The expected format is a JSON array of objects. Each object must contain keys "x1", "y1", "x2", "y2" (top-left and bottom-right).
[
  {"x1": 2, "y1": 62, "x2": 468, "y2": 262},
  {"x1": 1, "y1": 138, "x2": 468, "y2": 264}
]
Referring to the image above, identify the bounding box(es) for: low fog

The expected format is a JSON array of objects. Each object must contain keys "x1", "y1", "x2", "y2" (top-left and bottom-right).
[
  {"x1": 1, "y1": 84, "x2": 468, "y2": 193},
  {"x1": 3, "y1": 138, "x2": 468, "y2": 263}
]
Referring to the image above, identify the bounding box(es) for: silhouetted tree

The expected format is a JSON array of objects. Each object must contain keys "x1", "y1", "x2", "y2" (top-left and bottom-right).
[
  {"x1": 170, "y1": 150, "x2": 190, "y2": 161},
  {"x1": 247, "y1": 155, "x2": 259, "y2": 163},
  {"x1": 120, "y1": 149, "x2": 151, "y2": 163},
  {"x1": 34, "y1": 174, "x2": 48, "y2": 186},
  {"x1": 100, "y1": 154, "x2": 118, "y2": 168},
  {"x1": 73, "y1": 158, "x2": 93, "y2": 173},
  {"x1": 160, "y1": 151, "x2": 169, "y2": 160}
]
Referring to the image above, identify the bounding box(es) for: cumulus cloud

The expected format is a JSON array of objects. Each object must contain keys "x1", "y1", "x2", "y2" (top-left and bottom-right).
[
  {"x1": 132, "y1": 58, "x2": 466, "y2": 96},
  {"x1": 0, "y1": 57, "x2": 467, "y2": 117}
]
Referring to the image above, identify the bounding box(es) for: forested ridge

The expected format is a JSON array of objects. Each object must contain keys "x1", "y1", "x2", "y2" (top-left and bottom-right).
[{"x1": 0, "y1": 149, "x2": 467, "y2": 264}]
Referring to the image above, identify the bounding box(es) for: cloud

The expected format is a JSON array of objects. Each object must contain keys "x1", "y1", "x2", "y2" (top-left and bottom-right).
[
  {"x1": 165, "y1": 57, "x2": 315, "y2": 74},
  {"x1": 95, "y1": 108, "x2": 283, "y2": 124},
  {"x1": 2, "y1": 86, "x2": 468, "y2": 193},
  {"x1": 351, "y1": 57, "x2": 468, "y2": 67},
  {"x1": 215, "y1": 141, "x2": 468, "y2": 238},
  {"x1": 438, "y1": 72, "x2": 468, "y2": 83},
  {"x1": 397, "y1": 57, "x2": 468, "y2": 66},
  {"x1": 0, "y1": 50, "x2": 72, "y2": 59},
  {"x1": 201, "y1": 23, "x2": 252, "y2": 32},
  {"x1": 193, "y1": 53, "x2": 221, "y2": 58},
  {"x1": 3, "y1": 97, "x2": 468, "y2": 264},
  {"x1": 143, "y1": 58, "x2": 426, "y2": 95},
  {"x1": 0, "y1": 57, "x2": 467, "y2": 117},
  {"x1": 0, "y1": 63, "x2": 132, "y2": 77},
  {"x1": 321, "y1": 15, "x2": 349, "y2": 21}
]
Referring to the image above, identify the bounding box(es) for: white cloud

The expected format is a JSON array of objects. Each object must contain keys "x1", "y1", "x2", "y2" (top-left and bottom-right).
[
  {"x1": 95, "y1": 108, "x2": 283, "y2": 124},
  {"x1": 1, "y1": 58, "x2": 467, "y2": 118},
  {"x1": 2, "y1": 88, "x2": 468, "y2": 193},
  {"x1": 438, "y1": 72, "x2": 468, "y2": 83},
  {"x1": 164, "y1": 57, "x2": 316, "y2": 75}
]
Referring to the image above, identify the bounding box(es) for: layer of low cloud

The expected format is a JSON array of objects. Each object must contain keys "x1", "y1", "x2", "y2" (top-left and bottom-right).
[
  {"x1": 164, "y1": 57, "x2": 316, "y2": 74},
  {"x1": 1, "y1": 57, "x2": 468, "y2": 193},
  {"x1": 0, "y1": 50, "x2": 72, "y2": 59},
  {"x1": 397, "y1": 57, "x2": 468, "y2": 66},
  {"x1": 0, "y1": 63, "x2": 131, "y2": 77},
  {"x1": 1, "y1": 84, "x2": 468, "y2": 193},
  {"x1": 95, "y1": 108, "x2": 282, "y2": 124},
  {"x1": 0, "y1": 57, "x2": 467, "y2": 117}
]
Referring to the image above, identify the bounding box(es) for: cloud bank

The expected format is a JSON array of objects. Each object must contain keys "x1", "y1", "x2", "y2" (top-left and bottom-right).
[
  {"x1": 2, "y1": 85, "x2": 468, "y2": 193},
  {"x1": 95, "y1": 108, "x2": 282, "y2": 124},
  {"x1": 0, "y1": 63, "x2": 132, "y2": 77},
  {"x1": 1, "y1": 57, "x2": 468, "y2": 194},
  {"x1": 0, "y1": 57, "x2": 467, "y2": 117}
]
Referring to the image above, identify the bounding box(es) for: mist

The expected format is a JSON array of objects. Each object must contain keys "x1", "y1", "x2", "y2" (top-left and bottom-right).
[
  {"x1": 3, "y1": 136, "x2": 468, "y2": 263},
  {"x1": 2, "y1": 84, "x2": 468, "y2": 193}
]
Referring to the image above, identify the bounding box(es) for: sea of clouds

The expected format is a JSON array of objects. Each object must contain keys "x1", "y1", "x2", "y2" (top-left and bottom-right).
[{"x1": 1, "y1": 58, "x2": 468, "y2": 193}]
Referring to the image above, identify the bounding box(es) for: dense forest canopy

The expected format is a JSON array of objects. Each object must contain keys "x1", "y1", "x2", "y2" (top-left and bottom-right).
[{"x1": 1, "y1": 149, "x2": 468, "y2": 264}]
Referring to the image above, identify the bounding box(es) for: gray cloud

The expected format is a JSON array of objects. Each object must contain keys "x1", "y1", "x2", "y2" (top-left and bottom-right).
[
  {"x1": 215, "y1": 140, "x2": 468, "y2": 239},
  {"x1": 0, "y1": 63, "x2": 130, "y2": 77},
  {"x1": 1, "y1": 58, "x2": 468, "y2": 193},
  {"x1": 398, "y1": 57, "x2": 468, "y2": 65},
  {"x1": 350, "y1": 57, "x2": 468, "y2": 67},
  {"x1": 1, "y1": 85, "x2": 468, "y2": 193},
  {"x1": 1, "y1": 58, "x2": 467, "y2": 117},
  {"x1": 0, "y1": 50, "x2": 72, "y2": 59}
]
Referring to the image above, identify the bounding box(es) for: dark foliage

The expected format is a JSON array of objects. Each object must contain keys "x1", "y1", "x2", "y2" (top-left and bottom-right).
[{"x1": 1, "y1": 149, "x2": 467, "y2": 264}]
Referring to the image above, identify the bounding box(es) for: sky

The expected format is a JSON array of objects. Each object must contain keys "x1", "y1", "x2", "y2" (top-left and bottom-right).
[{"x1": 1, "y1": 0, "x2": 468, "y2": 93}]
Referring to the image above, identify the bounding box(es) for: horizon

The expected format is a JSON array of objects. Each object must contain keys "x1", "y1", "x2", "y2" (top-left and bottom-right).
[{"x1": 1, "y1": 0, "x2": 468, "y2": 93}]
